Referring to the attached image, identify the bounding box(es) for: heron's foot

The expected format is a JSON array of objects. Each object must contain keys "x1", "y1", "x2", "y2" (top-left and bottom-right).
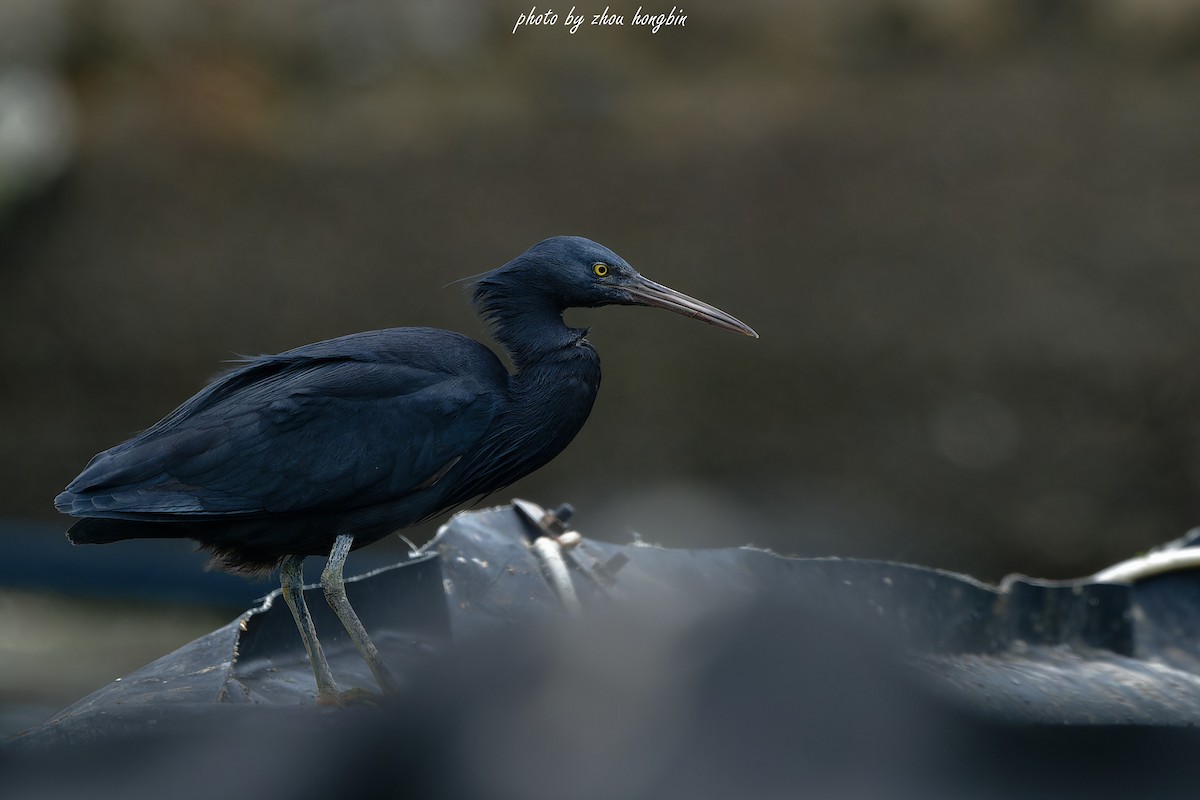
[{"x1": 316, "y1": 686, "x2": 384, "y2": 707}]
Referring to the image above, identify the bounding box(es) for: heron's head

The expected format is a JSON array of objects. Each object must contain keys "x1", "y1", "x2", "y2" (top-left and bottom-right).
[{"x1": 475, "y1": 236, "x2": 757, "y2": 338}]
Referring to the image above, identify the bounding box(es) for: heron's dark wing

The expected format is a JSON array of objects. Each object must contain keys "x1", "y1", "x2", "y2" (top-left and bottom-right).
[{"x1": 59, "y1": 349, "x2": 501, "y2": 519}]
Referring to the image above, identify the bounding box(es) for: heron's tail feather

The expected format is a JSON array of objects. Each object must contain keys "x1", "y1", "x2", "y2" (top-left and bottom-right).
[{"x1": 66, "y1": 517, "x2": 179, "y2": 545}]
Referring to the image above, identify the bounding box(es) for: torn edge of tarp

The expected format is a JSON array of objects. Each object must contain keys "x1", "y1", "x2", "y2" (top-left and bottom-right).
[{"x1": 12, "y1": 501, "x2": 1200, "y2": 745}]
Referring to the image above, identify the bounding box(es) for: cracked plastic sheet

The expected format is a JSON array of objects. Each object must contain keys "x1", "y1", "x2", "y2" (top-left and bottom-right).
[
  {"x1": 7, "y1": 502, "x2": 1200, "y2": 799},
  {"x1": 14, "y1": 502, "x2": 1200, "y2": 737}
]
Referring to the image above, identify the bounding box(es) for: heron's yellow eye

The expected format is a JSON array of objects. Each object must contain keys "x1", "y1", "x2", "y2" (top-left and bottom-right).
[{"x1": 593, "y1": 263, "x2": 609, "y2": 277}]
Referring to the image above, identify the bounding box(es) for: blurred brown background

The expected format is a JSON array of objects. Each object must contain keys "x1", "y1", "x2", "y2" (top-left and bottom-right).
[{"x1": 4, "y1": 0, "x2": 1200, "y2": 726}]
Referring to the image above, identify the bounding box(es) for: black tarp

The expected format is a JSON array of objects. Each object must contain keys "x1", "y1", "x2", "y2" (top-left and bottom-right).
[{"x1": 6, "y1": 501, "x2": 1200, "y2": 798}]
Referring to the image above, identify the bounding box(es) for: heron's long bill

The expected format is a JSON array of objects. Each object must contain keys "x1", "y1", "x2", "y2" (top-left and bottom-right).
[{"x1": 625, "y1": 276, "x2": 759, "y2": 338}]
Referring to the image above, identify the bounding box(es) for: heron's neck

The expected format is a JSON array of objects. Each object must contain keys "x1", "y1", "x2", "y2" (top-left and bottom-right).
[
  {"x1": 478, "y1": 293, "x2": 600, "y2": 416},
  {"x1": 502, "y1": 314, "x2": 602, "y2": 479},
  {"x1": 439, "y1": 287, "x2": 603, "y2": 504},
  {"x1": 475, "y1": 287, "x2": 588, "y2": 371}
]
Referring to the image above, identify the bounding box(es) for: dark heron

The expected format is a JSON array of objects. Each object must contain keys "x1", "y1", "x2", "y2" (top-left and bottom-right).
[{"x1": 55, "y1": 236, "x2": 757, "y2": 702}]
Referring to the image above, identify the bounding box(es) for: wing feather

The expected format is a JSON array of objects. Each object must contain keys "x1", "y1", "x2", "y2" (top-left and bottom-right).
[{"x1": 57, "y1": 330, "x2": 504, "y2": 519}]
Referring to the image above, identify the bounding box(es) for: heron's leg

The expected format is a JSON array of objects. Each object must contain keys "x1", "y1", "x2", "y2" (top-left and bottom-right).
[
  {"x1": 279, "y1": 555, "x2": 340, "y2": 702},
  {"x1": 320, "y1": 534, "x2": 399, "y2": 695}
]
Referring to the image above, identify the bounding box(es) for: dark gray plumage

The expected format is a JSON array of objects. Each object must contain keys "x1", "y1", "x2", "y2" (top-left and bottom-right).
[{"x1": 55, "y1": 236, "x2": 757, "y2": 701}]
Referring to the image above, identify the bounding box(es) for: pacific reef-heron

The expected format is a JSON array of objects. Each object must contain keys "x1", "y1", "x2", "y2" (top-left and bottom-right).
[{"x1": 55, "y1": 236, "x2": 757, "y2": 702}]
